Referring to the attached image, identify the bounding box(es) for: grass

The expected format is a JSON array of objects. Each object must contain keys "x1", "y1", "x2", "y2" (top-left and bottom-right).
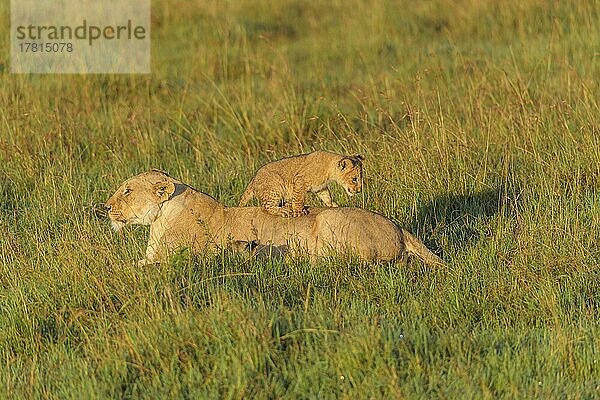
[{"x1": 1, "y1": 0, "x2": 599, "y2": 398}]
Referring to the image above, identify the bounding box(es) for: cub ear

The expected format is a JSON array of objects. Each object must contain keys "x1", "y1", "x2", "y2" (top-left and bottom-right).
[
  {"x1": 338, "y1": 158, "x2": 351, "y2": 171},
  {"x1": 153, "y1": 180, "x2": 175, "y2": 201},
  {"x1": 354, "y1": 154, "x2": 365, "y2": 161}
]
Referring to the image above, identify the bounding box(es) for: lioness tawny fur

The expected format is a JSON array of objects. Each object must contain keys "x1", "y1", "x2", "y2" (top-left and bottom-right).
[{"x1": 105, "y1": 170, "x2": 444, "y2": 266}]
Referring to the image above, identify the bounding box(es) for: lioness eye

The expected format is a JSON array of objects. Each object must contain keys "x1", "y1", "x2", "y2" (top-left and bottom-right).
[
  {"x1": 123, "y1": 188, "x2": 131, "y2": 196},
  {"x1": 352, "y1": 178, "x2": 358, "y2": 183}
]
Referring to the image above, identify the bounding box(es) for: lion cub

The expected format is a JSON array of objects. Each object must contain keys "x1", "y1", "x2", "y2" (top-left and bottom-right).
[{"x1": 239, "y1": 150, "x2": 364, "y2": 217}]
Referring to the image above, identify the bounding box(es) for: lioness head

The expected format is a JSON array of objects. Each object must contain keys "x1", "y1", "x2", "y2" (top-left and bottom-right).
[
  {"x1": 105, "y1": 169, "x2": 176, "y2": 231},
  {"x1": 336, "y1": 155, "x2": 364, "y2": 195}
]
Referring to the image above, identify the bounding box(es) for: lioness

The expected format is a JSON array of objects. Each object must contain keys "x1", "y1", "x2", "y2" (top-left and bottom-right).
[
  {"x1": 239, "y1": 151, "x2": 364, "y2": 217},
  {"x1": 105, "y1": 170, "x2": 444, "y2": 266}
]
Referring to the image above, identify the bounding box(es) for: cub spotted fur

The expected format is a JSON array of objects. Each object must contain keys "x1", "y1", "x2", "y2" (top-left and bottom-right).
[{"x1": 239, "y1": 150, "x2": 364, "y2": 217}]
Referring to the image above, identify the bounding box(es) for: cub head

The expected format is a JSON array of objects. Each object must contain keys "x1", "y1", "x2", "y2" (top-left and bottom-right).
[
  {"x1": 336, "y1": 154, "x2": 364, "y2": 196},
  {"x1": 105, "y1": 169, "x2": 176, "y2": 231}
]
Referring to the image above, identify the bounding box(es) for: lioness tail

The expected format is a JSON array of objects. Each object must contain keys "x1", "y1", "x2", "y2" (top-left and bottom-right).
[{"x1": 401, "y1": 229, "x2": 446, "y2": 266}]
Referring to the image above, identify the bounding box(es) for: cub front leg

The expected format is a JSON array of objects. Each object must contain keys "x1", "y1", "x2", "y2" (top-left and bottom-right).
[{"x1": 315, "y1": 188, "x2": 338, "y2": 207}]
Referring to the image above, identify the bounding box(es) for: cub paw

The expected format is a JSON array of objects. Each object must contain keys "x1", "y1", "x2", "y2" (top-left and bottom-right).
[
  {"x1": 291, "y1": 207, "x2": 309, "y2": 217},
  {"x1": 279, "y1": 208, "x2": 294, "y2": 218}
]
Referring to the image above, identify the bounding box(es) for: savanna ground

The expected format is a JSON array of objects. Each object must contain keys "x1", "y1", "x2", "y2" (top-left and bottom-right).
[{"x1": 1, "y1": 0, "x2": 599, "y2": 398}]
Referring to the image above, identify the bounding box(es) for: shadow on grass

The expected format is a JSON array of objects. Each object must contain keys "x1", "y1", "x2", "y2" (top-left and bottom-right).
[{"x1": 414, "y1": 186, "x2": 522, "y2": 256}]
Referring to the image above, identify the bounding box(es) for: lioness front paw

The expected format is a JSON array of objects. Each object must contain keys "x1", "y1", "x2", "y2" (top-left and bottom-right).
[{"x1": 137, "y1": 258, "x2": 159, "y2": 267}]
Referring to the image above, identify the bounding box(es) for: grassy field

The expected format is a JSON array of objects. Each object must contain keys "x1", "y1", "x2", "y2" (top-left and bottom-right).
[{"x1": 1, "y1": 0, "x2": 599, "y2": 398}]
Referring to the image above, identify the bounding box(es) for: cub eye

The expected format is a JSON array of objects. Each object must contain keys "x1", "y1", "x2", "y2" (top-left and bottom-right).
[{"x1": 122, "y1": 188, "x2": 132, "y2": 196}]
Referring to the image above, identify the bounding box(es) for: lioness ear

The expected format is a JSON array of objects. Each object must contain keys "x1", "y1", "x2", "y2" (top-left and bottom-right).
[
  {"x1": 354, "y1": 154, "x2": 365, "y2": 161},
  {"x1": 153, "y1": 181, "x2": 175, "y2": 201},
  {"x1": 151, "y1": 168, "x2": 169, "y2": 176},
  {"x1": 338, "y1": 158, "x2": 350, "y2": 171}
]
